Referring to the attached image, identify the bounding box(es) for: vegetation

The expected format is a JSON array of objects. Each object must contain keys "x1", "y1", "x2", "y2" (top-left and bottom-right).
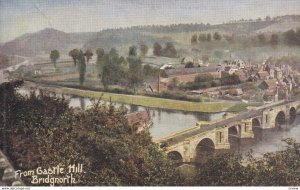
[
  {"x1": 78, "y1": 50, "x2": 86, "y2": 85},
  {"x1": 0, "y1": 80, "x2": 181, "y2": 186},
  {"x1": 1, "y1": 81, "x2": 300, "y2": 186},
  {"x1": 49, "y1": 50, "x2": 60, "y2": 67},
  {"x1": 69, "y1": 49, "x2": 80, "y2": 66}
]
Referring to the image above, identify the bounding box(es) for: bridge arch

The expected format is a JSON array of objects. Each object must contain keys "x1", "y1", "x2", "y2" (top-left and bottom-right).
[
  {"x1": 252, "y1": 118, "x2": 261, "y2": 128},
  {"x1": 289, "y1": 107, "x2": 297, "y2": 124},
  {"x1": 167, "y1": 151, "x2": 183, "y2": 162},
  {"x1": 228, "y1": 126, "x2": 239, "y2": 138},
  {"x1": 275, "y1": 111, "x2": 286, "y2": 129},
  {"x1": 195, "y1": 138, "x2": 215, "y2": 163}
]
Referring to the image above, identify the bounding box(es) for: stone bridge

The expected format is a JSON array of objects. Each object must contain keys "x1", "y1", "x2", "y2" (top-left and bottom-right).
[{"x1": 156, "y1": 100, "x2": 300, "y2": 163}]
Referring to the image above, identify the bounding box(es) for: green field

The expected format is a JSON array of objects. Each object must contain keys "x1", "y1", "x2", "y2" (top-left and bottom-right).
[{"x1": 27, "y1": 81, "x2": 248, "y2": 113}]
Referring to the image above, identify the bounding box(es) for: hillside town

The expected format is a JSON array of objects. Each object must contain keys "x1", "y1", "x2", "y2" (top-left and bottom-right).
[{"x1": 158, "y1": 57, "x2": 298, "y2": 103}]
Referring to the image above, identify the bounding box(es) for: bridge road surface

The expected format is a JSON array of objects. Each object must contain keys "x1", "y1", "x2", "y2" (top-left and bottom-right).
[{"x1": 161, "y1": 100, "x2": 295, "y2": 147}]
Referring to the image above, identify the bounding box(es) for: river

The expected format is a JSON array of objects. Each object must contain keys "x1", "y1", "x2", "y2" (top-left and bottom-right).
[{"x1": 17, "y1": 86, "x2": 300, "y2": 156}]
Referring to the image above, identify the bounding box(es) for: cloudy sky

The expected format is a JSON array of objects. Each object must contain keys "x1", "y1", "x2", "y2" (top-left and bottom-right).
[{"x1": 0, "y1": 0, "x2": 299, "y2": 42}]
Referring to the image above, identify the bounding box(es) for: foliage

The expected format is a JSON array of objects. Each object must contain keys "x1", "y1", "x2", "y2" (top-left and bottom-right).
[
  {"x1": 50, "y1": 50, "x2": 60, "y2": 67},
  {"x1": 127, "y1": 46, "x2": 144, "y2": 90},
  {"x1": 185, "y1": 62, "x2": 194, "y2": 68},
  {"x1": 221, "y1": 73, "x2": 241, "y2": 85},
  {"x1": 162, "y1": 42, "x2": 178, "y2": 58},
  {"x1": 84, "y1": 49, "x2": 93, "y2": 64},
  {"x1": 78, "y1": 50, "x2": 86, "y2": 85},
  {"x1": 101, "y1": 48, "x2": 128, "y2": 88},
  {"x1": 191, "y1": 34, "x2": 198, "y2": 44},
  {"x1": 0, "y1": 54, "x2": 10, "y2": 69},
  {"x1": 284, "y1": 29, "x2": 300, "y2": 46},
  {"x1": 270, "y1": 34, "x2": 279, "y2": 46},
  {"x1": 153, "y1": 42, "x2": 162, "y2": 56},
  {"x1": 69, "y1": 49, "x2": 80, "y2": 66},
  {"x1": 192, "y1": 139, "x2": 300, "y2": 186},
  {"x1": 0, "y1": 81, "x2": 181, "y2": 186},
  {"x1": 140, "y1": 43, "x2": 149, "y2": 56},
  {"x1": 213, "y1": 32, "x2": 222, "y2": 41},
  {"x1": 257, "y1": 34, "x2": 266, "y2": 45}
]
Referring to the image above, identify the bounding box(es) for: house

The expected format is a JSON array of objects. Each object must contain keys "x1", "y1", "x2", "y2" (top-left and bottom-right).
[
  {"x1": 258, "y1": 79, "x2": 278, "y2": 90},
  {"x1": 162, "y1": 66, "x2": 223, "y2": 83},
  {"x1": 263, "y1": 90, "x2": 278, "y2": 102},
  {"x1": 274, "y1": 67, "x2": 283, "y2": 80},
  {"x1": 247, "y1": 74, "x2": 258, "y2": 82},
  {"x1": 234, "y1": 70, "x2": 248, "y2": 82},
  {"x1": 160, "y1": 64, "x2": 175, "y2": 70},
  {"x1": 126, "y1": 111, "x2": 152, "y2": 132},
  {"x1": 256, "y1": 71, "x2": 270, "y2": 80},
  {"x1": 225, "y1": 59, "x2": 246, "y2": 69},
  {"x1": 264, "y1": 64, "x2": 275, "y2": 79}
]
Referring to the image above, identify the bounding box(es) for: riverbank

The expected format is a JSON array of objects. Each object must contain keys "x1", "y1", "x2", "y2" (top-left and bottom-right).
[{"x1": 23, "y1": 80, "x2": 250, "y2": 113}]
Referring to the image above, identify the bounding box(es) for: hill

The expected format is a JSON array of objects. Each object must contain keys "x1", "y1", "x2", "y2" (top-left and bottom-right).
[{"x1": 0, "y1": 15, "x2": 299, "y2": 57}]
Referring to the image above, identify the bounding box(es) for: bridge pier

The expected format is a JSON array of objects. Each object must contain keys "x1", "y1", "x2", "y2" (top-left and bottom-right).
[{"x1": 239, "y1": 119, "x2": 254, "y2": 138}]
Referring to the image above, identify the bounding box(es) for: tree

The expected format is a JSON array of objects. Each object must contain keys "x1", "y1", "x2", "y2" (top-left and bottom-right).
[
  {"x1": 213, "y1": 32, "x2": 222, "y2": 41},
  {"x1": 101, "y1": 48, "x2": 127, "y2": 88},
  {"x1": 69, "y1": 49, "x2": 80, "y2": 66},
  {"x1": 50, "y1": 50, "x2": 59, "y2": 67},
  {"x1": 153, "y1": 42, "x2": 162, "y2": 56},
  {"x1": 191, "y1": 34, "x2": 198, "y2": 44},
  {"x1": 128, "y1": 45, "x2": 137, "y2": 56},
  {"x1": 270, "y1": 34, "x2": 279, "y2": 46},
  {"x1": 185, "y1": 62, "x2": 194, "y2": 68},
  {"x1": 284, "y1": 30, "x2": 298, "y2": 46},
  {"x1": 140, "y1": 43, "x2": 149, "y2": 57},
  {"x1": 84, "y1": 49, "x2": 93, "y2": 64},
  {"x1": 222, "y1": 73, "x2": 241, "y2": 85},
  {"x1": 96, "y1": 48, "x2": 105, "y2": 79},
  {"x1": 0, "y1": 81, "x2": 182, "y2": 186},
  {"x1": 127, "y1": 46, "x2": 143, "y2": 91},
  {"x1": 207, "y1": 33, "x2": 212, "y2": 42},
  {"x1": 162, "y1": 42, "x2": 177, "y2": 58},
  {"x1": 257, "y1": 34, "x2": 266, "y2": 45},
  {"x1": 96, "y1": 48, "x2": 105, "y2": 62},
  {"x1": 265, "y1": 16, "x2": 271, "y2": 21},
  {"x1": 78, "y1": 50, "x2": 86, "y2": 85},
  {"x1": 198, "y1": 33, "x2": 207, "y2": 42}
]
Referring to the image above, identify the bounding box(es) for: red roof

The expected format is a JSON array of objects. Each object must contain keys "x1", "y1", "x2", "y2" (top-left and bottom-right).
[{"x1": 126, "y1": 111, "x2": 151, "y2": 127}]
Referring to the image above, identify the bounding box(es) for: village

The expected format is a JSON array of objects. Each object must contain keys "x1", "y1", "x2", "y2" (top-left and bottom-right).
[{"x1": 158, "y1": 57, "x2": 299, "y2": 104}]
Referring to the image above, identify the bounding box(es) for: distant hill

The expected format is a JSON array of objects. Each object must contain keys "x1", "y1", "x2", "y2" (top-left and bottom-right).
[{"x1": 1, "y1": 15, "x2": 299, "y2": 57}]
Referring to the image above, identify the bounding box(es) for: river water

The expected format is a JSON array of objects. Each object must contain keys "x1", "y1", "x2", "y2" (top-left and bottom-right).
[{"x1": 17, "y1": 87, "x2": 300, "y2": 156}]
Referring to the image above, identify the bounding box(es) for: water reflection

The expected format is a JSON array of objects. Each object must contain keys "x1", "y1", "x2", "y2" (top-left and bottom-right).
[{"x1": 57, "y1": 95, "x2": 224, "y2": 140}]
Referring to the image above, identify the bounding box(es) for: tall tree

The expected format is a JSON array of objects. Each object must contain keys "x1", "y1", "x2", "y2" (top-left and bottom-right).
[
  {"x1": 50, "y1": 50, "x2": 60, "y2": 67},
  {"x1": 153, "y1": 42, "x2": 162, "y2": 56},
  {"x1": 96, "y1": 48, "x2": 105, "y2": 79},
  {"x1": 128, "y1": 46, "x2": 143, "y2": 91},
  {"x1": 84, "y1": 49, "x2": 93, "y2": 64},
  {"x1": 78, "y1": 50, "x2": 86, "y2": 85},
  {"x1": 69, "y1": 49, "x2": 80, "y2": 66}
]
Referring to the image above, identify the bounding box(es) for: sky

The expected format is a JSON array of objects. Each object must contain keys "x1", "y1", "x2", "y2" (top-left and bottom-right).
[{"x1": 0, "y1": 0, "x2": 300, "y2": 43}]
